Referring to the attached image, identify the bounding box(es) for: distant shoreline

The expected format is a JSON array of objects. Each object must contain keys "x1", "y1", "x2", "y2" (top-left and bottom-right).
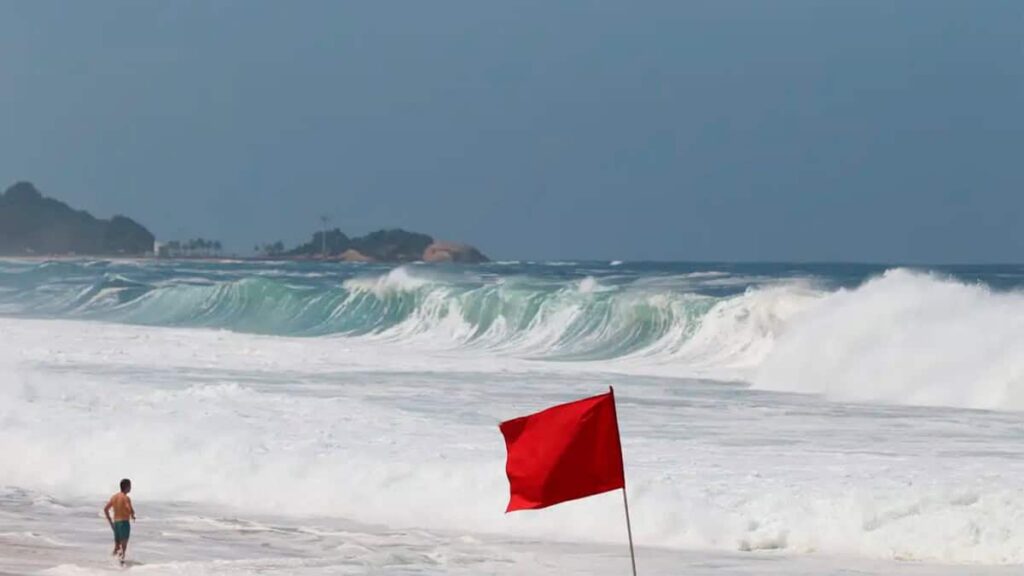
[
  {"x1": 0, "y1": 254, "x2": 477, "y2": 264},
  {"x1": 1, "y1": 182, "x2": 489, "y2": 265}
]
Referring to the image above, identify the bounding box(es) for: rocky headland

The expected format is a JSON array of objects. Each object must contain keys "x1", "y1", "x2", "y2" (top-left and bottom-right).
[{"x1": 0, "y1": 182, "x2": 154, "y2": 256}]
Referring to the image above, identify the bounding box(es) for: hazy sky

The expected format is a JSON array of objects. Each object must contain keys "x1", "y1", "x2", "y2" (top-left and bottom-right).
[{"x1": 1, "y1": 1, "x2": 1022, "y2": 262}]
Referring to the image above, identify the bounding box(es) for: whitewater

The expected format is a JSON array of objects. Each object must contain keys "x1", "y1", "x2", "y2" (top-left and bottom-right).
[{"x1": 1, "y1": 259, "x2": 1023, "y2": 575}]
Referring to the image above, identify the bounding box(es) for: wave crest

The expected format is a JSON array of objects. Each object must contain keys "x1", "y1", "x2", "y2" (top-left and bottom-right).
[
  {"x1": 2, "y1": 262, "x2": 1023, "y2": 411},
  {"x1": 752, "y1": 269, "x2": 1024, "y2": 410}
]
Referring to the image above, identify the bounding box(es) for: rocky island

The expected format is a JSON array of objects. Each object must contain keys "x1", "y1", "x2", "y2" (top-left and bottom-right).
[
  {"x1": 0, "y1": 182, "x2": 154, "y2": 256},
  {"x1": 287, "y1": 228, "x2": 489, "y2": 263}
]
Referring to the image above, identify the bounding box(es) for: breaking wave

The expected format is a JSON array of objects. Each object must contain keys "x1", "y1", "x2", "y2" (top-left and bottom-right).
[
  {"x1": 0, "y1": 261, "x2": 1023, "y2": 410},
  {"x1": 0, "y1": 263, "x2": 821, "y2": 367},
  {"x1": 752, "y1": 268, "x2": 1024, "y2": 410}
]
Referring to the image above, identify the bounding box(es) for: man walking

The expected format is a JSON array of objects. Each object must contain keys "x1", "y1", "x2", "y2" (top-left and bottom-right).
[{"x1": 103, "y1": 479, "x2": 135, "y2": 564}]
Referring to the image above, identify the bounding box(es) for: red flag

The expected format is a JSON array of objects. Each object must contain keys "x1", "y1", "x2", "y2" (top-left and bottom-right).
[{"x1": 499, "y1": 388, "x2": 625, "y2": 512}]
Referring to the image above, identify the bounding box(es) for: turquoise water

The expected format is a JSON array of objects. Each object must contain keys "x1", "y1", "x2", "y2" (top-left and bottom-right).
[{"x1": 1, "y1": 259, "x2": 1020, "y2": 360}]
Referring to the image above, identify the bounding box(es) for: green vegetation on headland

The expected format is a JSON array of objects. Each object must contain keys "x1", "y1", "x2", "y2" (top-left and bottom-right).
[
  {"x1": 161, "y1": 239, "x2": 224, "y2": 258},
  {"x1": 0, "y1": 182, "x2": 154, "y2": 256},
  {"x1": 0, "y1": 181, "x2": 488, "y2": 263},
  {"x1": 286, "y1": 228, "x2": 489, "y2": 263}
]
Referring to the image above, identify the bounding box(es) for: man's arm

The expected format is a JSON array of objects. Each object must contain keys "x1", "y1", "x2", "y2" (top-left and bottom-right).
[
  {"x1": 103, "y1": 498, "x2": 114, "y2": 527},
  {"x1": 128, "y1": 497, "x2": 136, "y2": 521}
]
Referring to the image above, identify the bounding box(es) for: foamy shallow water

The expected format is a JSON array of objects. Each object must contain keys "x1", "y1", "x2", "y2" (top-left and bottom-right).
[
  {"x1": 5, "y1": 494, "x2": 1021, "y2": 576},
  {"x1": 2, "y1": 317, "x2": 1024, "y2": 574}
]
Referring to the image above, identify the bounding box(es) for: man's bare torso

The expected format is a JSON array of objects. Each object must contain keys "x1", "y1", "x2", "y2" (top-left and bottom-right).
[{"x1": 107, "y1": 493, "x2": 133, "y2": 522}]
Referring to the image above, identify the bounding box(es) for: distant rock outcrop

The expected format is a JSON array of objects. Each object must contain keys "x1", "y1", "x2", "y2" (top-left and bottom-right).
[
  {"x1": 289, "y1": 227, "x2": 488, "y2": 263},
  {"x1": 0, "y1": 182, "x2": 154, "y2": 256},
  {"x1": 338, "y1": 249, "x2": 370, "y2": 262},
  {"x1": 423, "y1": 241, "x2": 489, "y2": 263}
]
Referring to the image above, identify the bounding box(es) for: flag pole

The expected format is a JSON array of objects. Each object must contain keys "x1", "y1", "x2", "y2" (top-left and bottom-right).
[
  {"x1": 622, "y1": 486, "x2": 638, "y2": 576},
  {"x1": 610, "y1": 386, "x2": 637, "y2": 576}
]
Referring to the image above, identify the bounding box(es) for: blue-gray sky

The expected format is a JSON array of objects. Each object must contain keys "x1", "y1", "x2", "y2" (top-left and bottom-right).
[{"x1": 2, "y1": 1, "x2": 1022, "y2": 262}]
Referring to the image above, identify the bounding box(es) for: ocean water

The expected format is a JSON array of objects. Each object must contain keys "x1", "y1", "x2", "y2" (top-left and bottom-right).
[{"x1": 1, "y1": 259, "x2": 1023, "y2": 575}]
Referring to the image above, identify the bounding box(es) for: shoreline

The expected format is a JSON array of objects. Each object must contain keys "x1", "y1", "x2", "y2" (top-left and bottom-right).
[{"x1": 0, "y1": 254, "x2": 457, "y2": 264}]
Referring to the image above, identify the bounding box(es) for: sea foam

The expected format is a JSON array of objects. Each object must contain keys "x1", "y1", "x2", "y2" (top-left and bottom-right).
[
  {"x1": 3, "y1": 317, "x2": 1024, "y2": 565},
  {"x1": 752, "y1": 269, "x2": 1024, "y2": 410}
]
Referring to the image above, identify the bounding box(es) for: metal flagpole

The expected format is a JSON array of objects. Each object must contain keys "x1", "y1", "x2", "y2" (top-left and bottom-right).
[
  {"x1": 622, "y1": 487, "x2": 638, "y2": 576},
  {"x1": 609, "y1": 386, "x2": 637, "y2": 576}
]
